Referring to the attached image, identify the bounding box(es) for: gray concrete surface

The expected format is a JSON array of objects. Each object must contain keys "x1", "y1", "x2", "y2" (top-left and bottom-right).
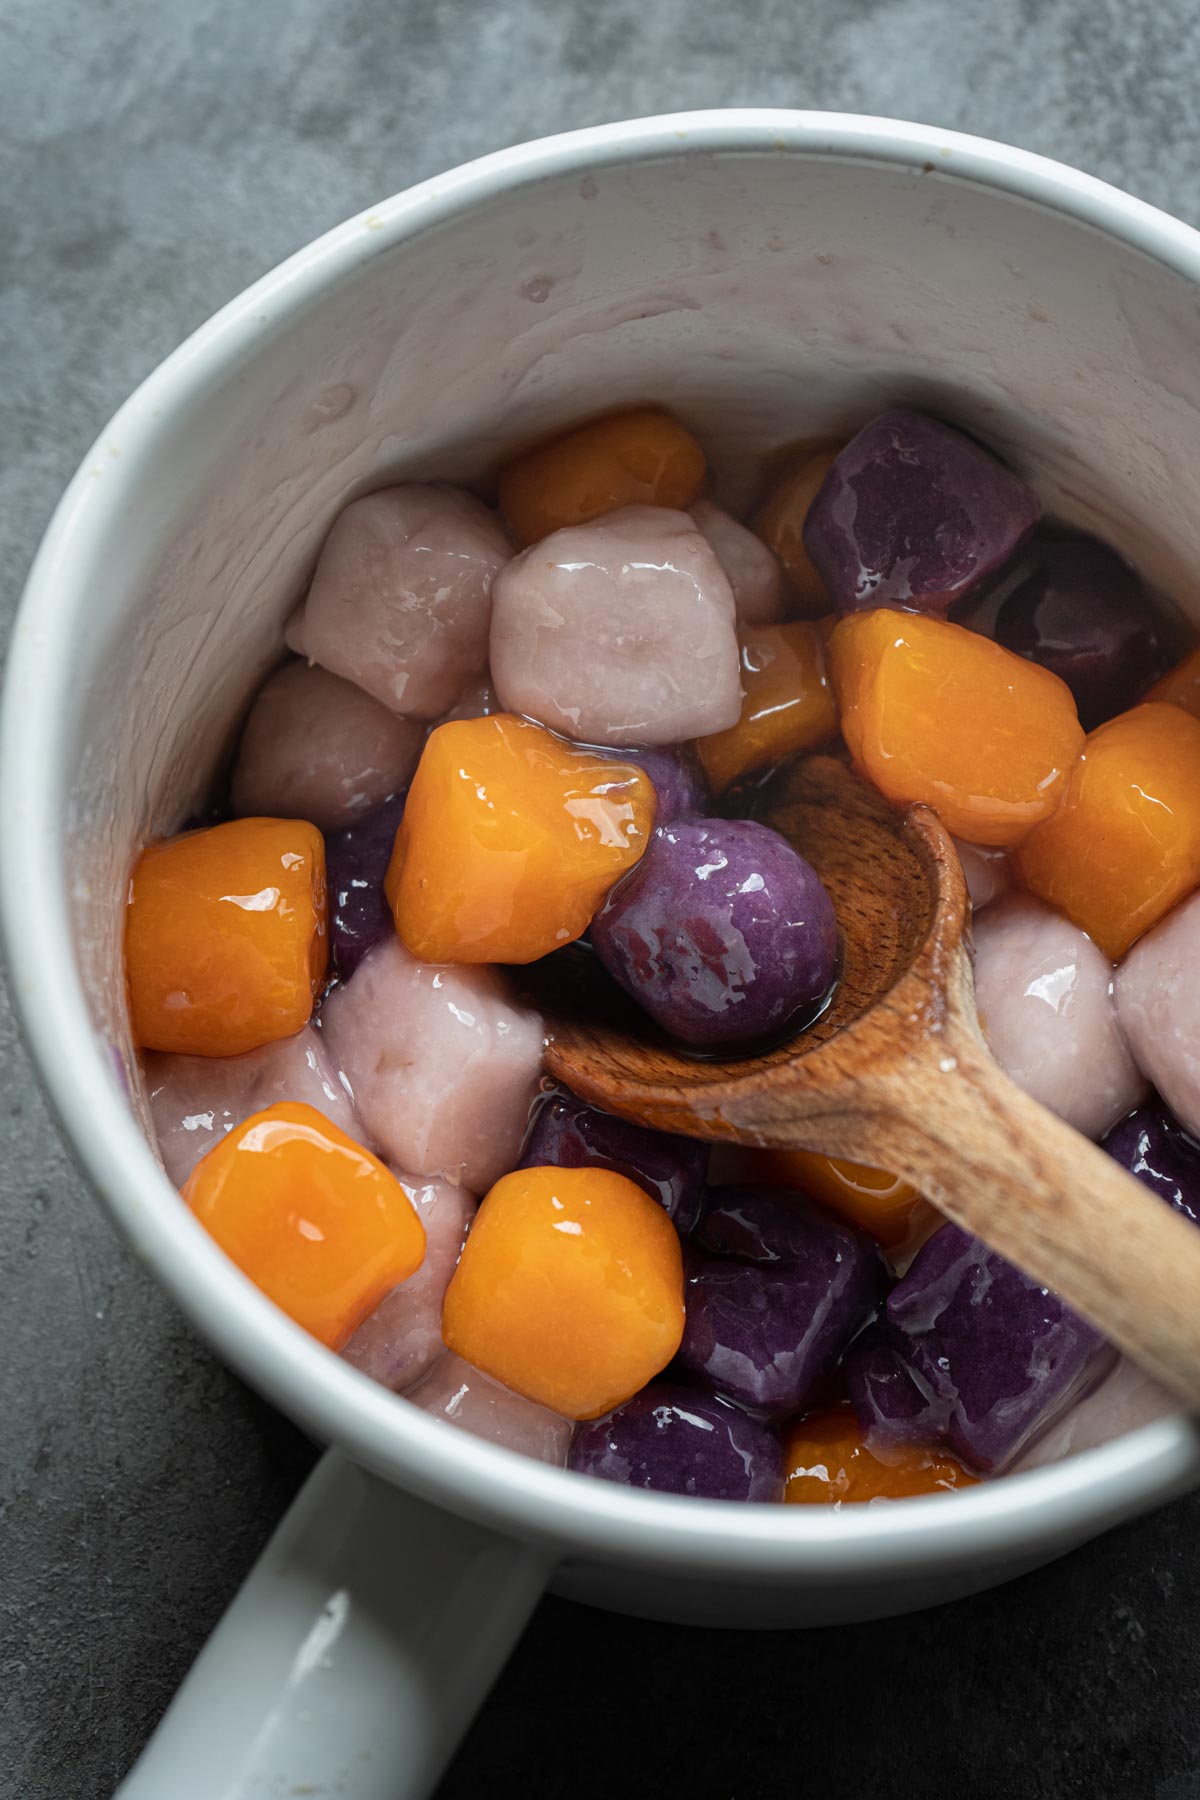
[{"x1": 4, "y1": 2, "x2": 1200, "y2": 1796}]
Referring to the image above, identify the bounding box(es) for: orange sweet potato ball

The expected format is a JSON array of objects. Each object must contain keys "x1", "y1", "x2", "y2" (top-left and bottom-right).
[
  {"x1": 783, "y1": 1408, "x2": 976, "y2": 1504},
  {"x1": 1146, "y1": 645, "x2": 1200, "y2": 720},
  {"x1": 497, "y1": 408, "x2": 707, "y2": 545},
  {"x1": 696, "y1": 620, "x2": 837, "y2": 792},
  {"x1": 182, "y1": 1102, "x2": 426, "y2": 1348},
  {"x1": 752, "y1": 442, "x2": 842, "y2": 616},
  {"x1": 1017, "y1": 701, "x2": 1200, "y2": 960},
  {"x1": 828, "y1": 609, "x2": 1084, "y2": 846},
  {"x1": 126, "y1": 817, "x2": 328, "y2": 1056},
  {"x1": 441, "y1": 1165, "x2": 685, "y2": 1419},
  {"x1": 387, "y1": 714, "x2": 656, "y2": 965},
  {"x1": 751, "y1": 1148, "x2": 932, "y2": 1250}
]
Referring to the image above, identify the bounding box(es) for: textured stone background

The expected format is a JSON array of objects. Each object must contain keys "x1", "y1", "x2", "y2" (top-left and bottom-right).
[{"x1": 4, "y1": 2, "x2": 1200, "y2": 1796}]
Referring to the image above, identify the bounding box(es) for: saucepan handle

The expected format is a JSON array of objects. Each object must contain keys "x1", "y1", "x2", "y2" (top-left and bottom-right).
[{"x1": 114, "y1": 1449, "x2": 551, "y2": 1800}]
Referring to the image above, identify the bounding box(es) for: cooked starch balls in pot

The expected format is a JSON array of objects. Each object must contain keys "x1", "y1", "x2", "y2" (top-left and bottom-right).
[
  {"x1": 1147, "y1": 645, "x2": 1200, "y2": 718},
  {"x1": 145, "y1": 1025, "x2": 360, "y2": 1186},
  {"x1": 519, "y1": 1088, "x2": 707, "y2": 1233},
  {"x1": 126, "y1": 818, "x2": 328, "y2": 1057},
  {"x1": 325, "y1": 788, "x2": 409, "y2": 980},
  {"x1": 695, "y1": 619, "x2": 837, "y2": 794},
  {"x1": 1115, "y1": 890, "x2": 1200, "y2": 1138},
  {"x1": 287, "y1": 484, "x2": 512, "y2": 720},
  {"x1": 441, "y1": 1164, "x2": 685, "y2": 1420},
  {"x1": 612, "y1": 744, "x2": 709, "y2": 823},
  {"x1": 386, "y1": 714, "x2": 656, "y2": 964},
  {"x1": 230, "y1": 660, "x2": 423, "y2": 830},
  {"x1": 802, "y1": 408, "x2": 1040, "y2": 616},
  {"x1": 131, "y1": 399, "x2": 1200, "y2": 1502},
  {"x1": 953, "y1": 838, "x2": 1010, "y2": 912},
  {"x1": 320, "y1": 936, "x2": 544, "y2": 1195},
  {"x1": 829, "y1": 608, "x2": 1084, "y2": 846},
  {"x1": 1016, "y1": 702, "x2": 1200, "y2": 959},
  {"x1": 570, "y1": 1384, "x2": 784, "y2": 1502},
  {"x1": 752, "y1": 441, "x2": 842, "y2": 615},
  {"x1": 182, "y1": 1102, "x2": 427, "y2": 1349},
  {"x1": 1101, "y1": 1100, "x2": 1200, "y2": 1229},
  {"x1": 497, "y1": 407, "x2": 707, "y2": 544},
  {"x1": 340, "y1": 1179, "x2": 477, "y2": 1393},
  {"x1": 489, "y1": 505, "x2": 742, "y2": 747},
  {"x1": 689, "y1": 497, "x2": 791, "y2": 626},
  {"x1": 992, "y1": 529, "x2": 1164, "y2": 729},
  {"x1": 677, "y1": 1186, "x2": 884, "y2": 1417},
  {"x1": 591, "y1": 816, "x2": 838, "y2": 1054},
  {"x1": 746, "y1": 1146, "x2": 931, "y2": 1250},
  {"x1": 783, "y1": 1407, "x2": 977, "y2": 1504},
  {"x1": 844, "y1": 1223, "x2": 1109, "y2": 1474},
  {"x1": 972, "y1": 894, "x2": 1146, "y2": 1140},
  {"x1": 408, "y1": 1353, "x2": 574, "y2": 1467}
]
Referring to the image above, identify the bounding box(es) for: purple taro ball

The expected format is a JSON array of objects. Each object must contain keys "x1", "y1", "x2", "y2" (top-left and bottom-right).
[
  {"x1": 520, "y1": 1088, "x2": 706, "y2": 1231},
  {"x1": 1101, "y1": 1100, "x2": 1200, "y2": 1229},
  {"x1": 994, "y1": 530, "x2": 1164, "y2": 729},
  {"x1": 569, "y1": 1383, "x2": 784, "y2": 1501},
  {"x1": 845, "y1": 1222, "x2": 1109, "y2": 1473},
  {"x1": 615, "y1": 745, "x2": 709, "y2": 823},
  {"x1": 802, "y1": 408, "x2": 1040, "y2": 616},
  {"x1": 677, "y1": 1187, "x2": 884, "y2": 1417},
  {"x1": 591, "y1": 816, "x2": 838, "y2": 1053},
  {"x1": 325, "y1": 789, "x2": 406, "y2": 980}
]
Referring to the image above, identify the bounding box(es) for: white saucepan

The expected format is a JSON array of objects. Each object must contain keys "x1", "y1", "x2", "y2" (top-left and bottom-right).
[{"x1": 4, "y1": 112, "x2": 1199, "y2": 1800}]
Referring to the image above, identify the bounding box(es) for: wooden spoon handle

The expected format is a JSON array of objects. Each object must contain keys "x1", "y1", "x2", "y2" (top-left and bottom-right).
[{"x1": 841, "y1": 1032, "x2": 1200, "y2": 1409}]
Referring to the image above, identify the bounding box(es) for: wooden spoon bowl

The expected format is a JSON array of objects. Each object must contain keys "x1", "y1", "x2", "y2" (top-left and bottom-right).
[
  {"x1": 542, "y1": 754, "x2": 1200, "y2": 1406},
  {"x1": 543, "y1": 755, "x2": 963, "y2": 1123}
]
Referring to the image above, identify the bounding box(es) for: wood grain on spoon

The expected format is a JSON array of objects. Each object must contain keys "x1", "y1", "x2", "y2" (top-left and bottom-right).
[{"x1": 544, "y1": 754, "x2": 1200, "y2": 1408}]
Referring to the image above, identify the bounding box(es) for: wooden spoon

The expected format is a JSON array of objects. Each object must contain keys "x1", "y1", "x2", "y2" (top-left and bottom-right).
[{"x1": 542, "y1": 754, "x2": 1200, "y2": 1406}]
